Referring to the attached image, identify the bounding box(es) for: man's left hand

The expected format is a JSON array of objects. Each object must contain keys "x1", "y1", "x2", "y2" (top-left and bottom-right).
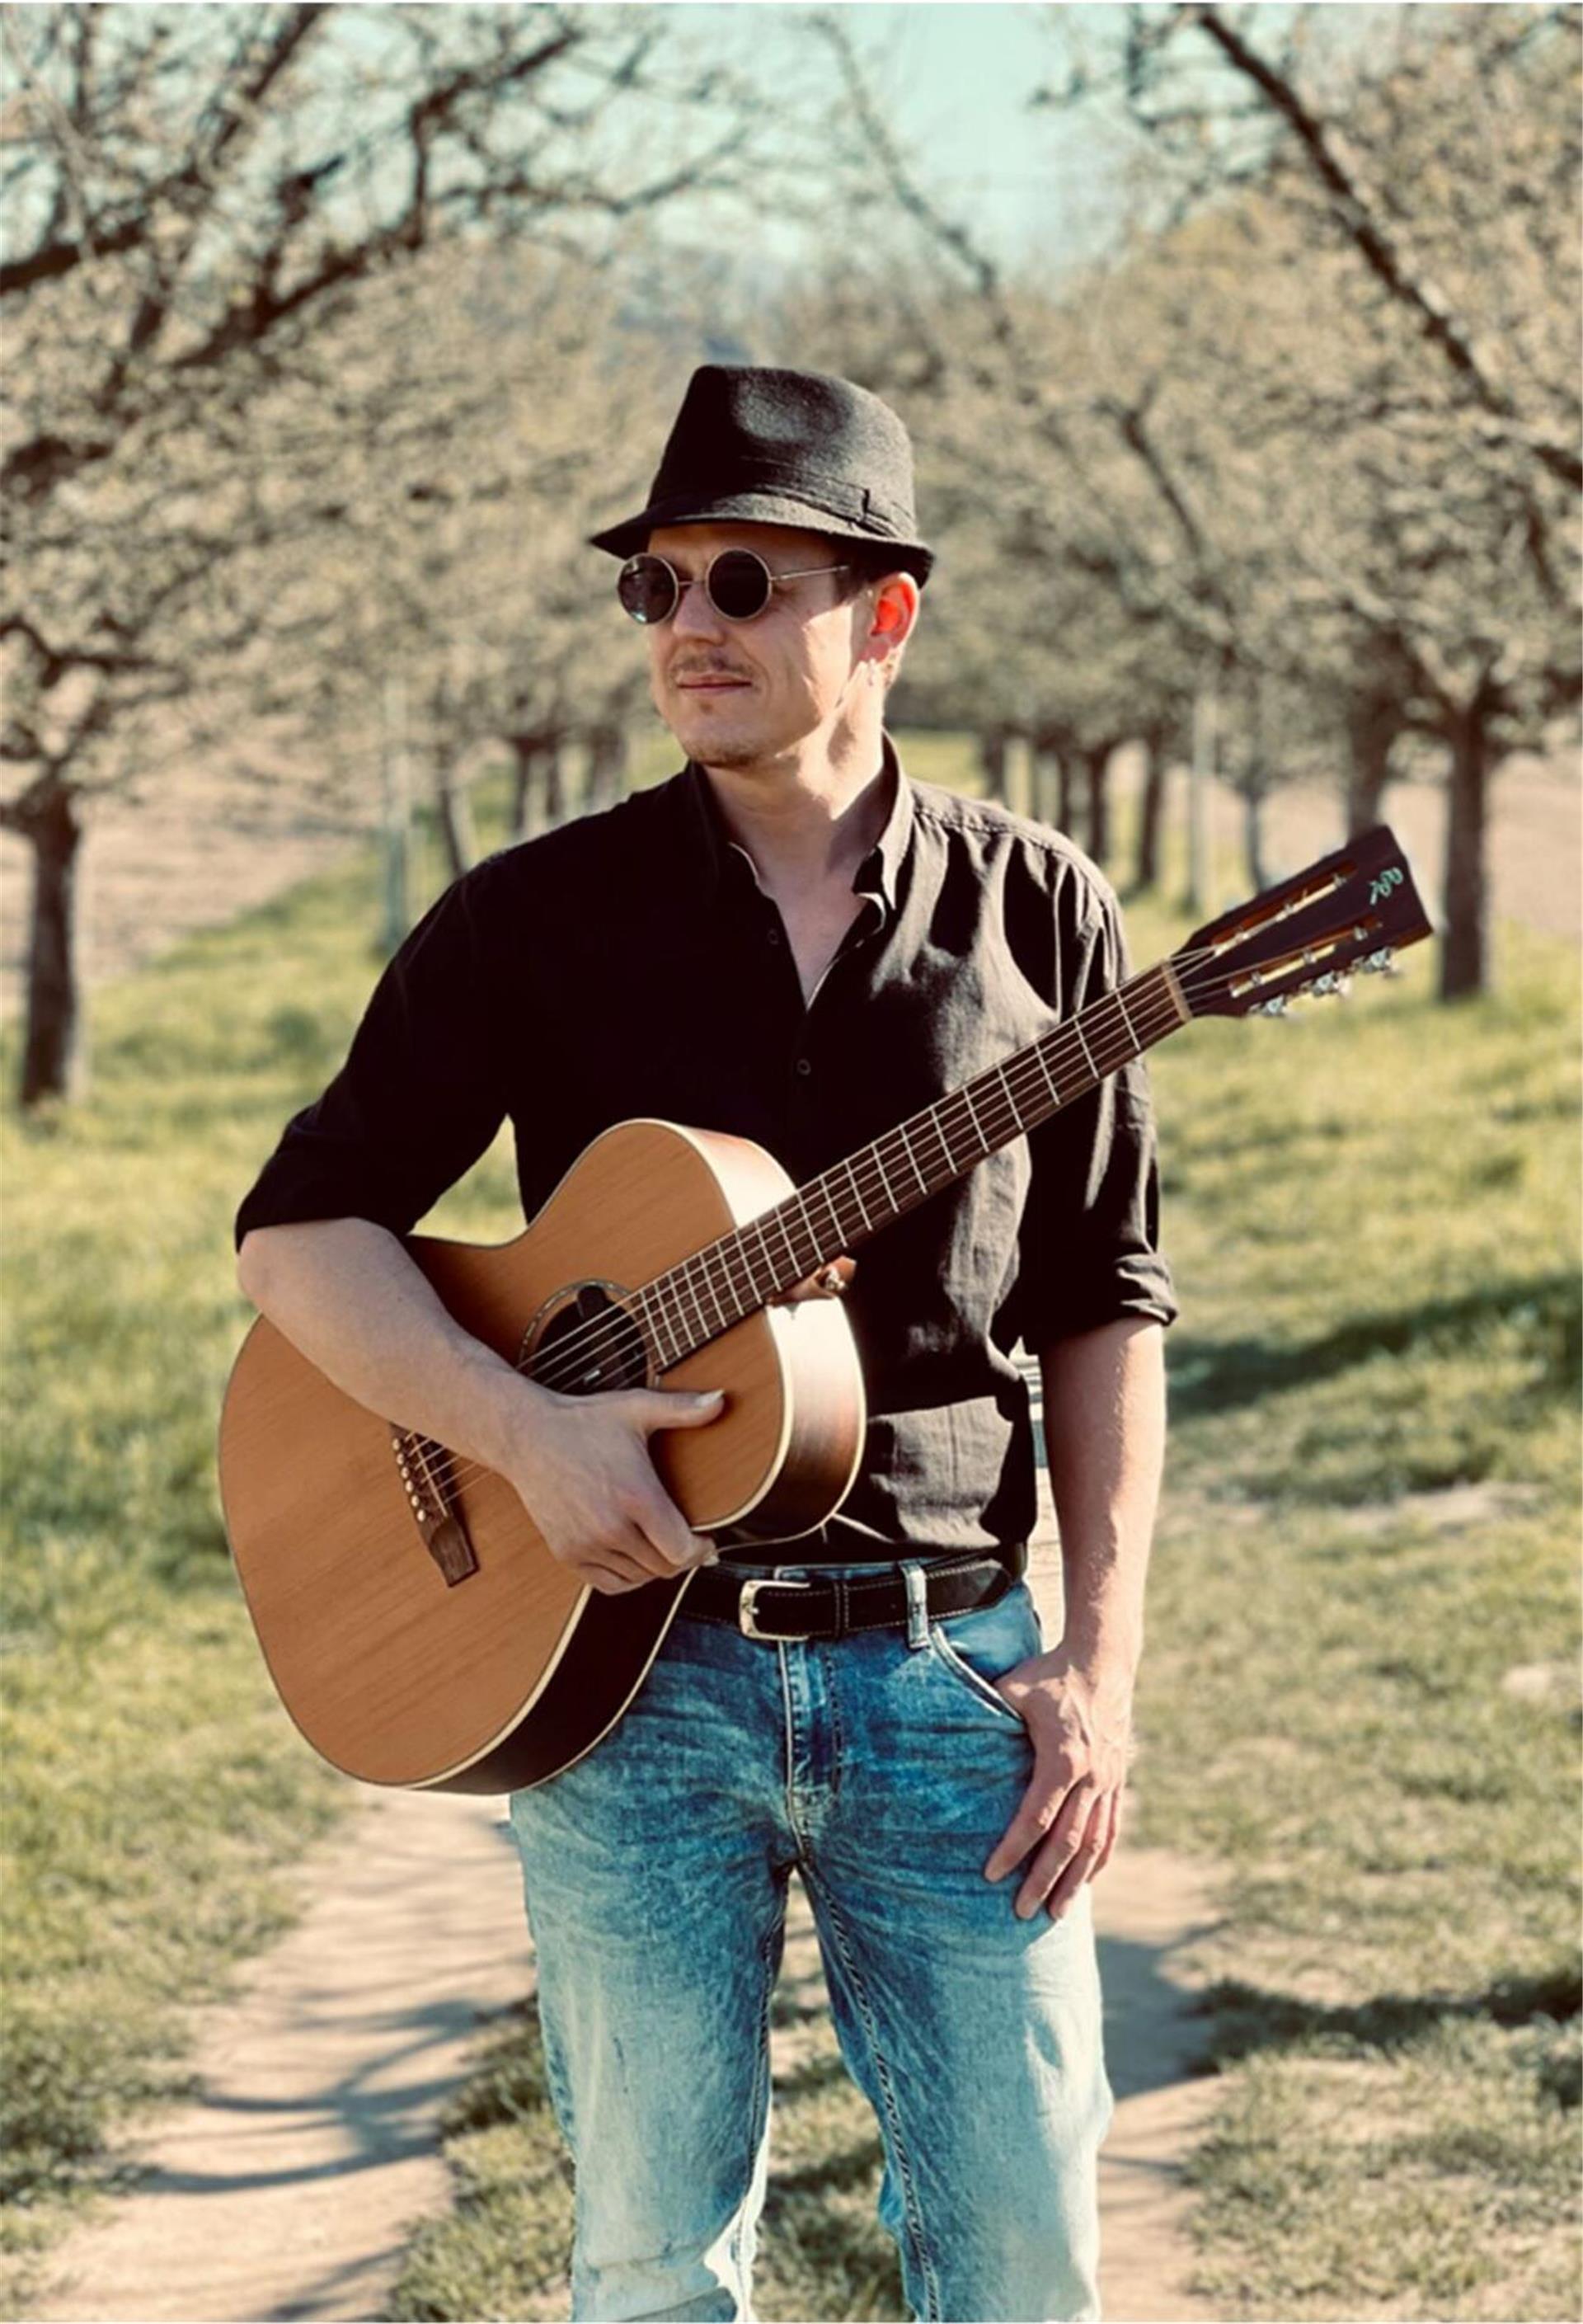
[{"x1": 982, "y1": 1645, "x2": 1134, "y2": 1919}]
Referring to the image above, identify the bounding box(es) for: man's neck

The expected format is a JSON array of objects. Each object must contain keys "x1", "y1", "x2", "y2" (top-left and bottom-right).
[{"x1": 698, "y1": 731, "x2": 894, "y2": 903}]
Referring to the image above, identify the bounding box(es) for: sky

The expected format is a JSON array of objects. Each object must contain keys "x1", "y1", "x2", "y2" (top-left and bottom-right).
[{"x1": 660, "y1": 2, "x2": 1138, "y2": 273}]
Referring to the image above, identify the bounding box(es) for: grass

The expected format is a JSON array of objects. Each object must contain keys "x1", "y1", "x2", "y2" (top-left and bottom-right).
[
  {"x1": 2, "y1": 745, "x2": 1576, "y2": 2320},
  {"x1": 1124, "y1": 901, "x2": 1582, "y2": 2322}
]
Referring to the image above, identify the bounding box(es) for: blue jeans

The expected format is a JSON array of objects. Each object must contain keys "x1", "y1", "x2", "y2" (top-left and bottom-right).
[{"x1": 507, "y1": 1562, "x2": 1114, "y2": 2323}]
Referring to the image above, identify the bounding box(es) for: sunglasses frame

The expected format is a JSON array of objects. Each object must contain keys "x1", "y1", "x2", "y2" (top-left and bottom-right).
[{"x1": 617, "y1": 548, "x2": 851, "y2": 626}]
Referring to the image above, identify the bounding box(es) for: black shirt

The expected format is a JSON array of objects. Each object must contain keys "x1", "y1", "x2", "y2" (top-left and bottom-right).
[{"x1": 235, "y1": 734, "x2": 1176, "y2": 1566}]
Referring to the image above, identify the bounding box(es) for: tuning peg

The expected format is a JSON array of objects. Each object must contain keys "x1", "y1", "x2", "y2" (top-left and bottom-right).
[
  {"x1": 1255, "y1": 994, "x2": 1290, "y2": 1016},
  {"x1": 1360, "y1": 948, "x2": 1397, "y2": 975},
  {"x1": 1311, "y1": 971, "x2": 1352, "y2": 999}
]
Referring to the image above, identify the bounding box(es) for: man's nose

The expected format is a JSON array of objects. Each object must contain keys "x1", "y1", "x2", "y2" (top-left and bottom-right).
[{"x1": 669, "y1": 576, "x2": 726, "y2": 639}]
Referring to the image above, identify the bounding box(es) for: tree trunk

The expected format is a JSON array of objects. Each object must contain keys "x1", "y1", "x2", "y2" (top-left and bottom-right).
[
  {"x1": 432, "y1": 746, "x2": 476, "y2": 882},
  {"x1": 1346, "y1": 696, "x2": 1397, "y2": 836},
  {"x1": 1187, "y1": 679, "x2": 1217, "y2": 915},
  {"x1": 1084, "y1": 745, "x2": 1111, "y2": 866},
  {"x1": 585, "y1": 723, "x2": 628, "y2": 810},
  {"x1": 1134, "y1": 735, "x2": 1169, "y2": 891},
  {"x1": 1057, "y1": 751, "x2": 1077, "y2": 832},
  {"x1": 20, "y1": 783, "x2": 85, "y2": 1108},
  {"x1": 1440, "y1": 703, "x2": 1491, "y2": 1000},
  {"x1": 544, "y1": 736, "x2": 566, "y2": 826},
  {"x1": 510, "y1": 735, "x2": 565, "y2": 840},
  {"x1": 1242, "y1": 787, "x2": 1269, "y2": 896},
  {"x1": 509, "y1": 737, "x2": 536, "y2": 841},
  {"x1": 978, "y1": 728, "x2": 1007, "y2": 803}
]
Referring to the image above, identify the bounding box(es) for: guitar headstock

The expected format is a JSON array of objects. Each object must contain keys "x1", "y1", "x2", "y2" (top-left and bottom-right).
[{"x1": 1176, "y1": 827, "x2": 1434, "y2": 1019}]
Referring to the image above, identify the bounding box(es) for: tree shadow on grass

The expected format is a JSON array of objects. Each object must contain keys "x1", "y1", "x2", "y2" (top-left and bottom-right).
[
  {"x1": 1195, "y1": 1962, "x2": 1582, "y2": 2092},
  {"x1": 1170, "y1": 1269, "x2": 1580, "y2": 1419}
]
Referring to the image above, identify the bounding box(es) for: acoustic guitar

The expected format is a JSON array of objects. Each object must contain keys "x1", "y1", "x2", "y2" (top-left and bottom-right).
[{"x1": 218, "y1": 826, "x2": 1430, "y2": 1794}]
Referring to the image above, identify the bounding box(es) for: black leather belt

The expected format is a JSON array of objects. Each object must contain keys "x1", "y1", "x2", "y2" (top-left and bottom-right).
[{"x1": 680, "y1": 1543, "x2": 1026, "y2": 1643}]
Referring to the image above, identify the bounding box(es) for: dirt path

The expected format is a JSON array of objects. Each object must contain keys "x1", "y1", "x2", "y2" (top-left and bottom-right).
[
  {"x1": 28, "y1": 1444, "x2": 1222, "y2": 2324},
  {"x1": 27, "y1": 1790, "x2": 528, "y2": 2324},
  {"x1": 27, "y1": 1801, "x2": 1219, "y2": 2324}
]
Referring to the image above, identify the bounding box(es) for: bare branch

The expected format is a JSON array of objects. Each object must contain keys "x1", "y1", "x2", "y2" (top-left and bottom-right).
[{"x1": 1190, "y1": 2, "x2": 1581, "y2": 491}]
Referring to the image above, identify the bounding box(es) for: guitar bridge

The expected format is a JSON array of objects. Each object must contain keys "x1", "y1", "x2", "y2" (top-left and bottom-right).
[{"x1": 391, "y1": 1429, "x2": 479, "y2": 1586}]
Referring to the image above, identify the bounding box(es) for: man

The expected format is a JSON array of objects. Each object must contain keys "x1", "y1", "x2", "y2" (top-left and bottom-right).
[{"x1": 235, "y1": 365, "x2": 1174, "y2": 2323}]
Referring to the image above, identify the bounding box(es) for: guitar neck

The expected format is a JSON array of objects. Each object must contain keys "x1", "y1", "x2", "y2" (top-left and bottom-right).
[{"x1": 635, "y1": 957, "x2": 1191, "y2": 1373}]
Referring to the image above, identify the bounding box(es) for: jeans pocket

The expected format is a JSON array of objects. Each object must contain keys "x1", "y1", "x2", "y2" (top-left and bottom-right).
[{"x1": 928, "y1": 1583, "x2": 1040, "y2": 1727}]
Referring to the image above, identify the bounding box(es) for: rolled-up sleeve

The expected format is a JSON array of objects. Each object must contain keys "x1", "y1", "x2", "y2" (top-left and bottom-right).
[
  {"x1": 1015, "y1": 876, "x2": 1177, "y2": 1346},
  {"x1": 234, "y1": 865, "x2": 508, "y2": 1249}
]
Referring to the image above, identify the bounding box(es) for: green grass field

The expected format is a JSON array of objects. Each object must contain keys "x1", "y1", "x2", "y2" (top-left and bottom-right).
[{"x1": 2, "y1": 751, "x2": 1578, "y2": 2320}]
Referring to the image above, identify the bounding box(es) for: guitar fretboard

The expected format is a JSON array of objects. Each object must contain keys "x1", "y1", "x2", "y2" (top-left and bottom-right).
[{"x1": 629, "y1": 959, "x2": 1188, "y2": 1371}]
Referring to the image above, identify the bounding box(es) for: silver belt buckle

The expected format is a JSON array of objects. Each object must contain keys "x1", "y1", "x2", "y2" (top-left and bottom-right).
[{"x1": 738, "y1": 1575, "x2": 815, "y2": 1642}]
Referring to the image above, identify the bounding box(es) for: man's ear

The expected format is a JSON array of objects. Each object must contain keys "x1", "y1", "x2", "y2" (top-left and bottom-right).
[{"x1": 867, "y1": 574, "x2": 919, "y2": 653}]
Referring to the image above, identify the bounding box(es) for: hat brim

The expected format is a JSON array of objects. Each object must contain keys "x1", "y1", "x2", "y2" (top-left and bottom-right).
[{"x1": 588, "y1": 489, "x2": 933, "y2": 583}]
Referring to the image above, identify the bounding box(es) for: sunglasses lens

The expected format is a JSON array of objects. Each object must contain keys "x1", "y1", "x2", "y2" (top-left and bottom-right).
[
  {"x1": 617, "y1": 556, "x2": 677, "y2": 624},
  {"x1": 707, "y1": 550, "x2": 773, "y2": 620}
]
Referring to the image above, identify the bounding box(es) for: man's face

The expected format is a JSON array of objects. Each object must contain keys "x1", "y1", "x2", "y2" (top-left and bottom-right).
[{"x1": 637, "y1": 520, "x2": 885, "y2": 773}]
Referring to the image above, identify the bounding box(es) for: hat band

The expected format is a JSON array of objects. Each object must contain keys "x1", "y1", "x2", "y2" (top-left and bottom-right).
[{"x1": 645, "y1": 459, "x2": 913, "y2": 539}]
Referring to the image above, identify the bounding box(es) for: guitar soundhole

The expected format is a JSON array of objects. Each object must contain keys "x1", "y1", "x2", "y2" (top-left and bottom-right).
[{"x1": 524, "y1": 1282, "x2": 651, "y2": 1397}]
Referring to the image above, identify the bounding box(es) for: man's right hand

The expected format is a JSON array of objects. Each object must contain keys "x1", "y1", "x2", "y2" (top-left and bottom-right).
[{"x1": 502, "y1": 1382, "x2": 727, "y2": 1596}]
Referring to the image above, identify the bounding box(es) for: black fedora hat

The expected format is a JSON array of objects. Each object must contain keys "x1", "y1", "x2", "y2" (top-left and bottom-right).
[{"x1": 588, "y1": 365, "x2": 934, "y2": 584}]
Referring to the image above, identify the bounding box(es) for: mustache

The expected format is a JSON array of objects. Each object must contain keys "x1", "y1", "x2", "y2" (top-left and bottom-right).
[{"x1": 669, "y1": 663, "x2": 752, "y2": 683}]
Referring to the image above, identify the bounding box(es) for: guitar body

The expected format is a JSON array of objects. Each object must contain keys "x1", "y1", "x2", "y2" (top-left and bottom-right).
[{"x1": 218, "y1": 1120, "x2": 867, "y2": 1794}]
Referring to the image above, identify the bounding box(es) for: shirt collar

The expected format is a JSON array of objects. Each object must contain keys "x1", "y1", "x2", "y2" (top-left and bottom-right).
[{"x1": 681, "y1": 731, "x2": 914, "y2": 917}]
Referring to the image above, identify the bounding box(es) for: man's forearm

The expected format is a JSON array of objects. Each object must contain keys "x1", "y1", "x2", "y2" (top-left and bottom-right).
[
  {"x1": 1036, "y1": 1317, "x2": 1166, "y2": 1677},
  {"x1": 236, "y1": 1217, "x2": 546, "y2": 1474}
]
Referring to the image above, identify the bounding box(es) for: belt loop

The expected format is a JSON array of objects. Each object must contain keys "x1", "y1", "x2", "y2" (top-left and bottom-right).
[{"x1": 900, "y1": 1560, "x2": 930, "y2": 1651}]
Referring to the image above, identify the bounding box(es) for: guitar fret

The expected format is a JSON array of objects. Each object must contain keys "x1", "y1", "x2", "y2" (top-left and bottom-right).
[
  {"x1": 1112, "y1": 987, "x2": 1141, "y2": 1050},
  {"x1": 1073, "y1": 1021, "x2": 1098, "y2": 1078},
  {"x1": 921, "y1": 1108, "x2": 953, "y2": 1180},
  {"x1": 993, "y1": 1062, "x2": 1022, "y2": 1134},
  {"x1": 871, "y1": 1143, "x2": 896, "y2": 1211},
  {"x1": 792, "y1": 1189, "x2": 819, "y2": 1277},
  {"x1": 1034, "y1": 1041, "x2": 1060, "y2": 1108},
  {"x1": 661, "y1": 1281, "x2": 688, "y2": 1362},
  {"x1": 679, "y1": 1258, "x2": 710, "y2": 1343},
  {"x1": 727, "y1": 1239, "x2": 754, "y2": 1318},
  {"x1": 715, "y1": 1243, "x2": 747, "y2": 1324},
  {"x1": 773, "y1": 1205, "x2": 801, "y2": 1283},
  {"x1": 846, "y1": 1158, "x2": 872, "y2": 1232},
  {"x1": 751, "y1": 1217, "x2": 777, "y2": 1308},
  {"x1": 898, "y1": 1120, "x2": 929, "y2": 1195},
  {"x1": 647, "y1": 1287, "x2": 679, "y2": 1369},
  {"x1": 960, "y1": 1084, "x2": 989, "y2": 1153}
]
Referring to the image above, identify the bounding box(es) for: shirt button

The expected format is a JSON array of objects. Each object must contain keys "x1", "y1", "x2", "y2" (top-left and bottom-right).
[
  {"x1": 766, "y1": 925, "x2": 782, "y2": 945},
  {"x1": 795, "y1": 1056, "x2": 812, "y2": 1077}
]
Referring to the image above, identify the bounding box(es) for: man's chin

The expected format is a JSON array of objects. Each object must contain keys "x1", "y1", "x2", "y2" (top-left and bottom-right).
[
  {"x1": 669, "y1": 710, "x2": 774, "y2": 771},
  {"x1": 687, "y1": 739, "x2": 768, "y2": 771}
]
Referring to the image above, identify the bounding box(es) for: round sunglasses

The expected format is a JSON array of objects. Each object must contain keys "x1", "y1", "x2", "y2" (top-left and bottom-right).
[{"x1": 617, "y1": 548, "x2": 849, "y2": 626}]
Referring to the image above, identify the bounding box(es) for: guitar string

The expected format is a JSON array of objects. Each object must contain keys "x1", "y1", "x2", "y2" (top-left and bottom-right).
[
  {"x1": 411, "y1": 939, "x2": 1316, "y2": 1501},
  {"x1": 411, "y1": 881, "x2": 1374, "y2": 1475},
  {"x1": 490, "y1": 924, "x2": 1336, "y2": 1412},
  {"x1": 417, "y1": 931, "x2": 1383, "y2": 1502},
  {"x1": 412, "y1": 980, "x2": 1189, "y2": 1499}
]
